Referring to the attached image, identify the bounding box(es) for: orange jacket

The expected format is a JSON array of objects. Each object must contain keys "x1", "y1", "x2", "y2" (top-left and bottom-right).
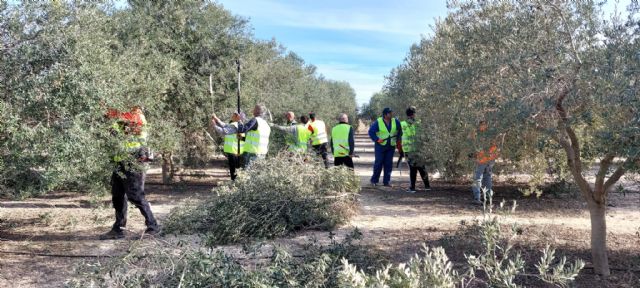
[{"x1": 477, "y1": 144, "x2": 498, "y2": 164}]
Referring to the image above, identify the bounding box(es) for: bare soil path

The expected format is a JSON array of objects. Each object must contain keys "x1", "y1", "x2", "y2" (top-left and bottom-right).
[{"x1": 1, "y1": 133, "x2": 639, "y2": 287}]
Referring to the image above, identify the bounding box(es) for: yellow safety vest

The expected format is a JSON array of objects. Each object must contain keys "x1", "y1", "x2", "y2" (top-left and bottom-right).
[
  {"x1": 309, "y1": 119, "x2": 329, "y2": 145},
  {"x1": 112, "y1": 121, "x2": 145, "y2": 162},
  {"x1": 243, "y1": 117, "x2": 271, "y2": 155},
  {"x1": 331, "y1": 123, "x2": 351, "y2": 157},
  {"x1": 400, "y1": 120, "x2": 416, "y2": 152},
  {"x1": 376, "y1": 117, "x2": 397, "y2": 146},
  {"x1": 289, "y1": 124, "x2": 311, "y2": 152},
  {"x1": 223, "y1": 122, "x2": 245, "y2": 155}
]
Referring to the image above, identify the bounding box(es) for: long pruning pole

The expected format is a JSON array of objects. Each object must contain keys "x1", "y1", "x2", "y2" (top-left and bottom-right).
[
  {"x1": 236, "y1": 59, "x2": 241, "y2": 168},
  {"x1": 236, "y1": 59, "x2": 241, "y2": 114}
]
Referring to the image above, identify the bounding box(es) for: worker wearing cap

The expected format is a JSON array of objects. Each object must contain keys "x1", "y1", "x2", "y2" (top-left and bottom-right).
[
  {"x1": 101, "y1": 105, "x2": 158, "y2": 240},
  {"x1": 368, "y1": 107, "x2": 403, "y2": 187},
  {"x1": 330, "y1": 113, "x2": 355, "y2": 168},
  {"x1": 211, "y1": 111, "x2": 245, "y2": 180},
  {"x1": 470, "y1": 120, "x2": 499, "y2": 205},
  {"x1": 307, "y1": 112, "x2": 330, "y2": 168},
  {"x1": 270, "y1": 112, "x2": 312, "y2": 153},
  {"x1": 401, "y1": 106, "x2": 430, "y2": 193}
]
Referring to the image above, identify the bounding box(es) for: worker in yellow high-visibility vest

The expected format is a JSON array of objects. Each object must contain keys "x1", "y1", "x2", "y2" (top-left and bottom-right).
[
  {"x1": 211, "y1": 111, "x2": 245, "y2": 180},
  {"x1": 330, "y1": 113, "x2": 355, "y2": 168},
  {"x1": 307, "y1": 112, "x2": 330, "y2": 168},
  {"x1": 233, "y1": 104, "x2": 271, "y2": 167},
  {"x1": 101, "y1": 105, "x2": 158, "y2": 240},
  {"x1": 271, "y1": 112, "x2": 312, "y2": 153},
  {"x1": 368, "y1": 107, "x2": 403, "y2": 187},
  {"x1": 401, "y1": 106, "x2": 430, "y2": 193}
]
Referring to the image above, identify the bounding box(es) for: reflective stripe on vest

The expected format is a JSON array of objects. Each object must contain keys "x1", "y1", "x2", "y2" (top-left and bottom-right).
[
  {"x1": 223, "y1": 122, "x2": 244, "y2": 155},
  {"x1": 244, "y1": 117, "x2": 271, "y2": 155},
  {"x1": 331, "y1": 123, "x2": 351, "y2": 157},
  {"x1": 376, "y1": 117, "x2": 397, "y2": 146},
  {"x1": 289, "y1": 124, "x2": 311, "y2": 152},
  {"x1": 310, "y1": 120, "x2": 328, "y2": 145},
  {"x1": 400, "y1": 120, "x2": 416, "y2": 152}
]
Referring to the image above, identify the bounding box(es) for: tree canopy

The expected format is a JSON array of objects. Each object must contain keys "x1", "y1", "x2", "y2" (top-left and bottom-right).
[
  {"x1": 366, "y1": 0, "x2": 638, "y2": 276},
  {"x1": 0, "y1": 0, "x2": 357, "y2": 197}
]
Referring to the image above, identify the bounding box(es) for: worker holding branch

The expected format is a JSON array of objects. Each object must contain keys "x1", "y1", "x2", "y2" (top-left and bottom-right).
[{"x1": 101, "y1": 105, "x2": 159, "y2": 240}]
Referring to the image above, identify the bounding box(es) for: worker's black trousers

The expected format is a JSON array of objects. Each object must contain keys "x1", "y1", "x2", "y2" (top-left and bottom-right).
[
  {"x1": 334, "y1": 156, "x2": 354, "y2": 169},
  {"x1": 225, "y1": 153, "x2": 241, "y2": 180},
  {"x1": 312, "y1": 143, "x2": 329, "y2": 168},
  {"x1": 110, "y1": 164, "x2": 158, "y2": 232},
  {"x1": 409, "y1": 164, "x2": 430, "y2": 190}
]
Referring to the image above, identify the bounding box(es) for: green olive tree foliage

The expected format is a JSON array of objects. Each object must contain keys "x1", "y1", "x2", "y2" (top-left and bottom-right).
[
  {"x1": 0, "y1": 1, "x2": 356, "y2": 197},
  {"x1": 1, "y1": 2, "x2": 118, "y2": 197},
  {"x1": 372, "y1": 0, "x2": 638, "y2": 276}
]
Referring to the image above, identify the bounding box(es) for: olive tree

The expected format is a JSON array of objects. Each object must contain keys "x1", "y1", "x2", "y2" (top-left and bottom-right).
[
  {"x1": 376, "y1": 0, "x2": 638, "y2": 275},
  {"x1": 1, "y1": 0, "x2": 356, "y2": 195}
]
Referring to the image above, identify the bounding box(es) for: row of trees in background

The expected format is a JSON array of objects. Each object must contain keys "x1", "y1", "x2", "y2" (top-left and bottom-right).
[
  {"x1": 0, "y1": 1, "x2": 357, "y2": 197},
  {"x1": 363, "y1": 0, "x2": 639, "y2": 276}
]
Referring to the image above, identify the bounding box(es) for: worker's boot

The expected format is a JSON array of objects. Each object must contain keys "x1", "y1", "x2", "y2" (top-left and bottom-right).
[
  {"x1": 144, "y1": 226, "x2": 161, "y2": 236},
  {"x1": 99, "y1": 229, "x2": 125, "y2": 240}
]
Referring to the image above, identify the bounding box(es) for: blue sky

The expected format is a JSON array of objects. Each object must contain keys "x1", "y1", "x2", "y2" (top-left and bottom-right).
[
  {"x1": 8, "y1": 0, "x2": 630, "y2": 106},
  {"x1": 215, "y1": 0, "x2": 448, "y2": 106},
  {"x1": 216, "y1": 0, "x2": 633, "y2": 106}
]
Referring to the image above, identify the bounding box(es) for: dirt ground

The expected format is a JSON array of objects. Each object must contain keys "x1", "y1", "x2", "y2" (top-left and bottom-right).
[{"x1": 1, "y1": 134, "x2": 639, "y2": 287}]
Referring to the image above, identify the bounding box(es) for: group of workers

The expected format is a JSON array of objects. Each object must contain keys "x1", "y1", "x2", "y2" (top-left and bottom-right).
[
  {"x1": 210, "y1": 104, "x2": 355, "y2": 178},
  {"x1": 99, "y1": 103, "x2": 497, "y2": 239}
]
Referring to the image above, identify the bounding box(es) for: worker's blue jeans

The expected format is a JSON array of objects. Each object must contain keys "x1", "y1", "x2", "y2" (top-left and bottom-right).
[
  {"x1": 472, "y1": 160, "x2": 495, "y2": 201},
  {"x1": 371, "y1": 145, "x2": 395, "y2": 185}
]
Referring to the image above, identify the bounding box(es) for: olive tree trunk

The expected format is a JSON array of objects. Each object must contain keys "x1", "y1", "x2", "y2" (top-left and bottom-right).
[
  {"x1": 587, "y1": 199, "x2": 609, "y2": 276},
  {"x1": 162, "y1": 152, "x2": 174, "y2": 184}
]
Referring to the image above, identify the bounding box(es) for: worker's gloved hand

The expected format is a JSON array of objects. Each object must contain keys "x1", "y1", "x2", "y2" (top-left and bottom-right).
[
  {"x1": 376, "y1": 139, "x2": 384, "y2": 144},
  {"x1": 396, "y1": 142, "x2": 403, "y2": 154}
]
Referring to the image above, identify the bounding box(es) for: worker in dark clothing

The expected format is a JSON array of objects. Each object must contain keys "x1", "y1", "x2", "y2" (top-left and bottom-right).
[
  {"x1": 101, "y1": 106, "x2": 159, "y2": 240},
  {"x1": 307, "y1": 112, "x2": 330, "y2": 168},
  {"x1": 368, "y1": 107, "x2": 403, "y2": 187},
  {"x1": 330, "y1": 113, "x2": 355, "y2": 168}
]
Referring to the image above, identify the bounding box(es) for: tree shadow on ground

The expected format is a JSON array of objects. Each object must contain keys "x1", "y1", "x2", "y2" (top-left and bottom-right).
[
  {"x1": 353, "y1": 225, "x2": 640, "y2": 288},
  {"x1": 0, "y1": 230, "x2": 104, "y2": 242},
  {"x1": 360, "y1": 182, "x2": 587, "y2": 216}
]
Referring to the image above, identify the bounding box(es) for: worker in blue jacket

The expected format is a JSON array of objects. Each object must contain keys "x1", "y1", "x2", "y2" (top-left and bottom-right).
[{"x1": 368, "y1": 107, "x2": 403, "y2": 187}]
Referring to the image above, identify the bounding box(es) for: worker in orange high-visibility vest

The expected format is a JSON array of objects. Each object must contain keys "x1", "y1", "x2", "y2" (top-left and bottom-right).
[{"x1": 470, "y1": 120, "x2": 499, "y2": 205}]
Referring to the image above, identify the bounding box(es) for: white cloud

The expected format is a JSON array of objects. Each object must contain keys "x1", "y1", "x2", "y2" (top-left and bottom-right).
[
  {"x1": 215, "y1": 0, "x2": 446, "y2": 104},
  {"x1": 315, "y1": 63, "x2": 387, "y2": 105},
  {"x1": 287, "y1": 42, "x2": 405, "y2": 62},
  {"x1": 218, "y1": 0, "x2": 434, "y2": 37}
]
